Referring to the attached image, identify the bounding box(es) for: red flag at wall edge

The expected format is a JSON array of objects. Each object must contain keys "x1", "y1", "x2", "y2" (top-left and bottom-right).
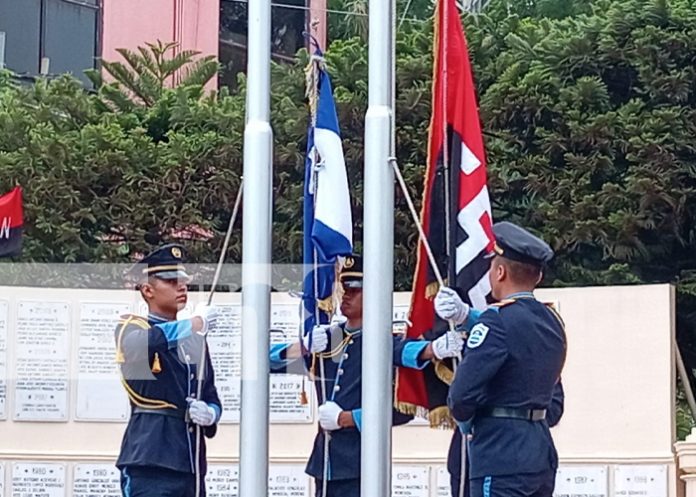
[
  {"x1": 0, "y1": 187, "x2": 24, "y2": 257},
  {"x1": 394, "y1": 0, "x2": 495, "y2": 427}
]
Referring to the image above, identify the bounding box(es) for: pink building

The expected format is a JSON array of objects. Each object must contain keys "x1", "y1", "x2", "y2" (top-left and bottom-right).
[{"x1": 102, "y1": 0, "x2": 219, "y2": 82}]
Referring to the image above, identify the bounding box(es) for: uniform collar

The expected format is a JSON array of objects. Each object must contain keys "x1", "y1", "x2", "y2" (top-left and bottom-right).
[
  {"x1": 148, "y1": 312, "x2": 170, "y2": 324},
  {"x1": 344, "y1": 325, "x2": 362, "y2": 337},
  {"x1": 503, "y1": 291, "x2": 535, "y2": 300}
]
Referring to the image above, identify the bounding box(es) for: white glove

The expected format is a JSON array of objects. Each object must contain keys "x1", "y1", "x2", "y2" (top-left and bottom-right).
[
  {"x1": 432, "y1": 331, "x2": 465, "y2": 360},
  {"x1": 434, "y1": 287, "x2": 470, "y2": 325},
  {"x1": 187, "y1": 398, "x2": 217, "y2": 426},
  {"x1": 192, "y1": 303, "x2": 220, "y2": 334},
  {"x1": 302, "y1": 325, "x2": 330, "y2": 353},
  {"x1": 318, "y1": 401, "x2": 343, "y2": 431}
]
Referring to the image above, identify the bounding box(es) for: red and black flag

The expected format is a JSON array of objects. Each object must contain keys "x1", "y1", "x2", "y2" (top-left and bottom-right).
[
  {"x1": 395, "y1": 0, "x2": 495, "y2": 426},
  {"x1": 0, "y1": 187, "x2": 23, "y2": 257}
]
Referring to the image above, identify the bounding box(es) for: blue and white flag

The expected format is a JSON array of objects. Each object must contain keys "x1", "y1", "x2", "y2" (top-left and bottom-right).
[{"x1": 302, "y1": 57, "x2": 353, "y2": 335}]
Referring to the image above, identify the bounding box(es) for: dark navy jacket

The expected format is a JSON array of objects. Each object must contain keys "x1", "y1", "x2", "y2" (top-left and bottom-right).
[
  {"x1": 447, "y1": 381, "x2": 564, "y2": 479},
  {"x1": 114, "y1": 313, "x2": 222, "y2": 475},
  {"x1": 447, "y1": 293, "x2": 566, "y2": 479},
  {"x1": 271, "y1": 324, "x2": 429, "y2": 481}
]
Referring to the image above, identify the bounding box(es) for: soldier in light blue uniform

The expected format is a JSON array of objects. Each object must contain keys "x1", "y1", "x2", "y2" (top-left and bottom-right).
[
  {"x1": 271, "y1": 255, "x2": 464, "y2": 497},
  {"x1": 114, "y1": 244, "x2": 222, "y2": 497},
  {"x1": 435, "y1": 222, "x2": 566, "y2": 497}
]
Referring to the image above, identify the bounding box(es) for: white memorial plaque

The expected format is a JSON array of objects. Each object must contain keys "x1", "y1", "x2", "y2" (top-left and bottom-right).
[
  {"x1": 614, "y1": 465, "x2": 667, "y2": 497},
  {"x1": 14, "y1": 301, "x2": 70, "y2": 421},
  {"x1": 270, "y1": 303, "x2": 312, "y2": 423},
  {"x1": 270, "y1": 375, "x2": 312, "y2": 423},
  {"x1": 0, "y1": 300, "x2": 7, "y2": 419},
  {"x1": 271, "y1": 304, "x2": 301, "y2": 338},
  {"x1": 72, "y1": 464, "x2": 120, "y2": 496},
  {"x1": 206, "y1": 464, "x2": 239, "y2": 497},
  {"x1": 269, "y1": 465, "x2": 310, "y2": 497},
  {"x1": 208, "y1": 304, "x2": 242, "y2": 423},
  {"x1": 75, "y1": 303, "x2": 131, "y2": 421},
  {"x1": 209, "y1": 303, "x2": 312, "y2": 423},
  {"x1": 392, "y1": 465, "x2": 429, "y2": 497},
  {"x1": 554, "y1": 465, "x2": 607, "y2": 497},
  {"x1": 12, "y1": 462, "x2": 65, "y2": 497},
  {"x1": 436, "y1": 466, "x2": 450, "y2": 497}
]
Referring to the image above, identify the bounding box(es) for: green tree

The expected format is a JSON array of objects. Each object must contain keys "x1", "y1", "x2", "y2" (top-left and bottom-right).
[{"x1": 87, "y1": 41, "x2": 219, "y2": 110}]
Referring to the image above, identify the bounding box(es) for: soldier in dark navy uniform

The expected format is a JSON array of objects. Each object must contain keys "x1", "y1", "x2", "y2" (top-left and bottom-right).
[
  {"x1": 271, "y1": 255, "x2": 464, "y2": 497},
  {"x1": 445, "y1": 382, "x2": 564, "y2": 497},
  {"x1": 114, "y1": 243, "x2": 222, "y2": 497},
  {"x1": 435, "y1": 222, "x2": 566, "y2": 497}
]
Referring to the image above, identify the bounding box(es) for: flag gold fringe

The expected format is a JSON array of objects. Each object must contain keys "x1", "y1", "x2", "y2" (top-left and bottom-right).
[
  {"x1": 428, "y1": 406, "x2": 455, "y2": 429},
  {"x1": 425, "y1": 280, "x2": 440, "y2": 299},
  {"x1": 434, "y1": 359, "x2": 455, "y2": 385}
]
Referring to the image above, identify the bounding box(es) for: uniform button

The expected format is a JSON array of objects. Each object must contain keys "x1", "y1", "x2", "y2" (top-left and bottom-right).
[
  {"x1": 349, "y1": 340, "x2": 354, "y2": 345},
  {"x1": 190, "y1": 373, "x2": 195, "y2": 380},
  {"x1": 334, "y1": 385, "x2": 341, "y2": 392},
  {"x1": 343, "y1": 353, "x2": 349, "y2": 360},
  {"x1": 185, "y1": 355, "x2": 191, "y2": 362},
  {"x1": 189, "y1": 427, "x2": 194, "y2": 433},
  {"x1": 338, "y1": 369, "x2": 344, "y2": 375}
]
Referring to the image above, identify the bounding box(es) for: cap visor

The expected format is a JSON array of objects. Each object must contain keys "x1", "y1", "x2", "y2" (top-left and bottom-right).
[
  {"x1": 342, "y1": 279, "x2": 363, "y2": 289},
  {"x1": 153, "y1": 270, "x2": 190, "y2": 281}
]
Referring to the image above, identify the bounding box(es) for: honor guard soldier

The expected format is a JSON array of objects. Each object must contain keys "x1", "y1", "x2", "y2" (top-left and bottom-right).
[
  {"x1": 270, "y1": 255, "x2": 464, "y2": 497},
  {"x1": 435, "y1": 222, "x2": 566, "y2": 497},
  {"x1": 114, "y1": 243, "x2": 222, "y2": 497},
  {"x1": 444, "y1": 379, "x2": 564, "y2": 497}
]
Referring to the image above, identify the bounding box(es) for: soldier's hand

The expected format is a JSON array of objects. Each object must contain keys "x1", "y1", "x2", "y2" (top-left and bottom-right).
[
  {"x1": 192, "y1": 303, "x2": 220, "y2": 334},
  {"x1": 318, "y1": 401, "x2": 343, "y2": 431},
  {"x1": 432, "y1": 331, "x2": 464, "y2": 360},
  {"x1": 434, "y1": 287, "x2": 470, "y2": 325},
  {"x1": 302, "y1": 325, "x2": 330, "y2": 354},
  {"x1": 187, "y1": 398, "x2": 217, "y2": 426}
]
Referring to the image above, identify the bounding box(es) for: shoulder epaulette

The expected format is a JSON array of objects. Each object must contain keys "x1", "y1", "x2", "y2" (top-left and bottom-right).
[
  {"x1": 118, "y1": 314, "x2": 149, "y2": 330},
  {"x1": 543, "y1": 302, "x2": 566, "y2": 329},
  {"x1": 115, "y1": 314, "x2": 150, "y2": 365}
]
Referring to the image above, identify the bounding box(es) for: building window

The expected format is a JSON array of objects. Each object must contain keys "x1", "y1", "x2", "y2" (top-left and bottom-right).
[
  {"x1": 0, "y1": 0, "x2": 99, "y2": 85},
  {"x1": 219, "y1": 0, "x2": 305, "y2": 89}
]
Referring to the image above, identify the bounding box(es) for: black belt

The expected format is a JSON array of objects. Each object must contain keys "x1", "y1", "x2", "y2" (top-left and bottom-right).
[
  {"x1": 477, "y1": 407, "x2": 547, "y2": 421},
  {"x1": 133, "y1": 407, "x2": 188, "y2": 421}
]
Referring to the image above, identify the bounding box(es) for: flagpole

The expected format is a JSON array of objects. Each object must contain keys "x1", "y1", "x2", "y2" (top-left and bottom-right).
[
  {"x1": 362, "y1": 0, "x2": 395, "y2": 494},
  {"x1": 239, "y1": 0, "x2": 273, "y2": 495}
]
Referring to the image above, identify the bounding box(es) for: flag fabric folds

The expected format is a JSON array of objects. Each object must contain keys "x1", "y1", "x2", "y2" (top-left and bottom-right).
[
  {"x1": 302, "y1": 54, "x2": 353, "y2": 335},
  {"x1": 0, "y1": 186, "x2": 23, "y2": 258},
  {"x1": 395, "y1": 0, "x2": 495, "y2": 425}
]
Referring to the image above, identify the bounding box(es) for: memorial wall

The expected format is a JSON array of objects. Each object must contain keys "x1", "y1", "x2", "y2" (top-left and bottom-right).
[{"x1": 0, "y1": 284, "x2": 678, "y2": 496}]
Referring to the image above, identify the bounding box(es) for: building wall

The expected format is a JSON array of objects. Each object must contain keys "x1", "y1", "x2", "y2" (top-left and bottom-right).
[
  {"x1": 0, "y1": 284, "x2": 679, "y2": 496},
  {"x1": 101, "y1": 0, "x2": 219, "y2": 87}
]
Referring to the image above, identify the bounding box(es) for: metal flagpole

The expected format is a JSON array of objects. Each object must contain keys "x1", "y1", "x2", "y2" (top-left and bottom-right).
[
  {"x1": 239, "y1": 0, "x2": 273, "y2": 494},
  {"x1": 361, "y1": 0, "x2": 395, "y2": 494},
  {"x1": 194, "y1": 183, "x2": 244, "y2": 497}
]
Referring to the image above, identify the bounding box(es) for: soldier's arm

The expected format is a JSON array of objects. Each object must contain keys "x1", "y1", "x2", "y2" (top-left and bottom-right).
[
  {"x1": 447, "y1": 311, "x2": 508, "y2": 430},
  {"x1": 547, "y1": 380, "x2": 564, "y2": 427},
  {"x1": 269, "y1": 342, "x2": 306, "y2": 373},
  {"x1": 392, "y1": 336, "x2": 431, "y2": 370},
  {"x1": 407, "y1": 308, "x2": 485, "y2": 362},
  {"x1": 201, "y1": 347, "x2": 223, "y2": 437}
]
